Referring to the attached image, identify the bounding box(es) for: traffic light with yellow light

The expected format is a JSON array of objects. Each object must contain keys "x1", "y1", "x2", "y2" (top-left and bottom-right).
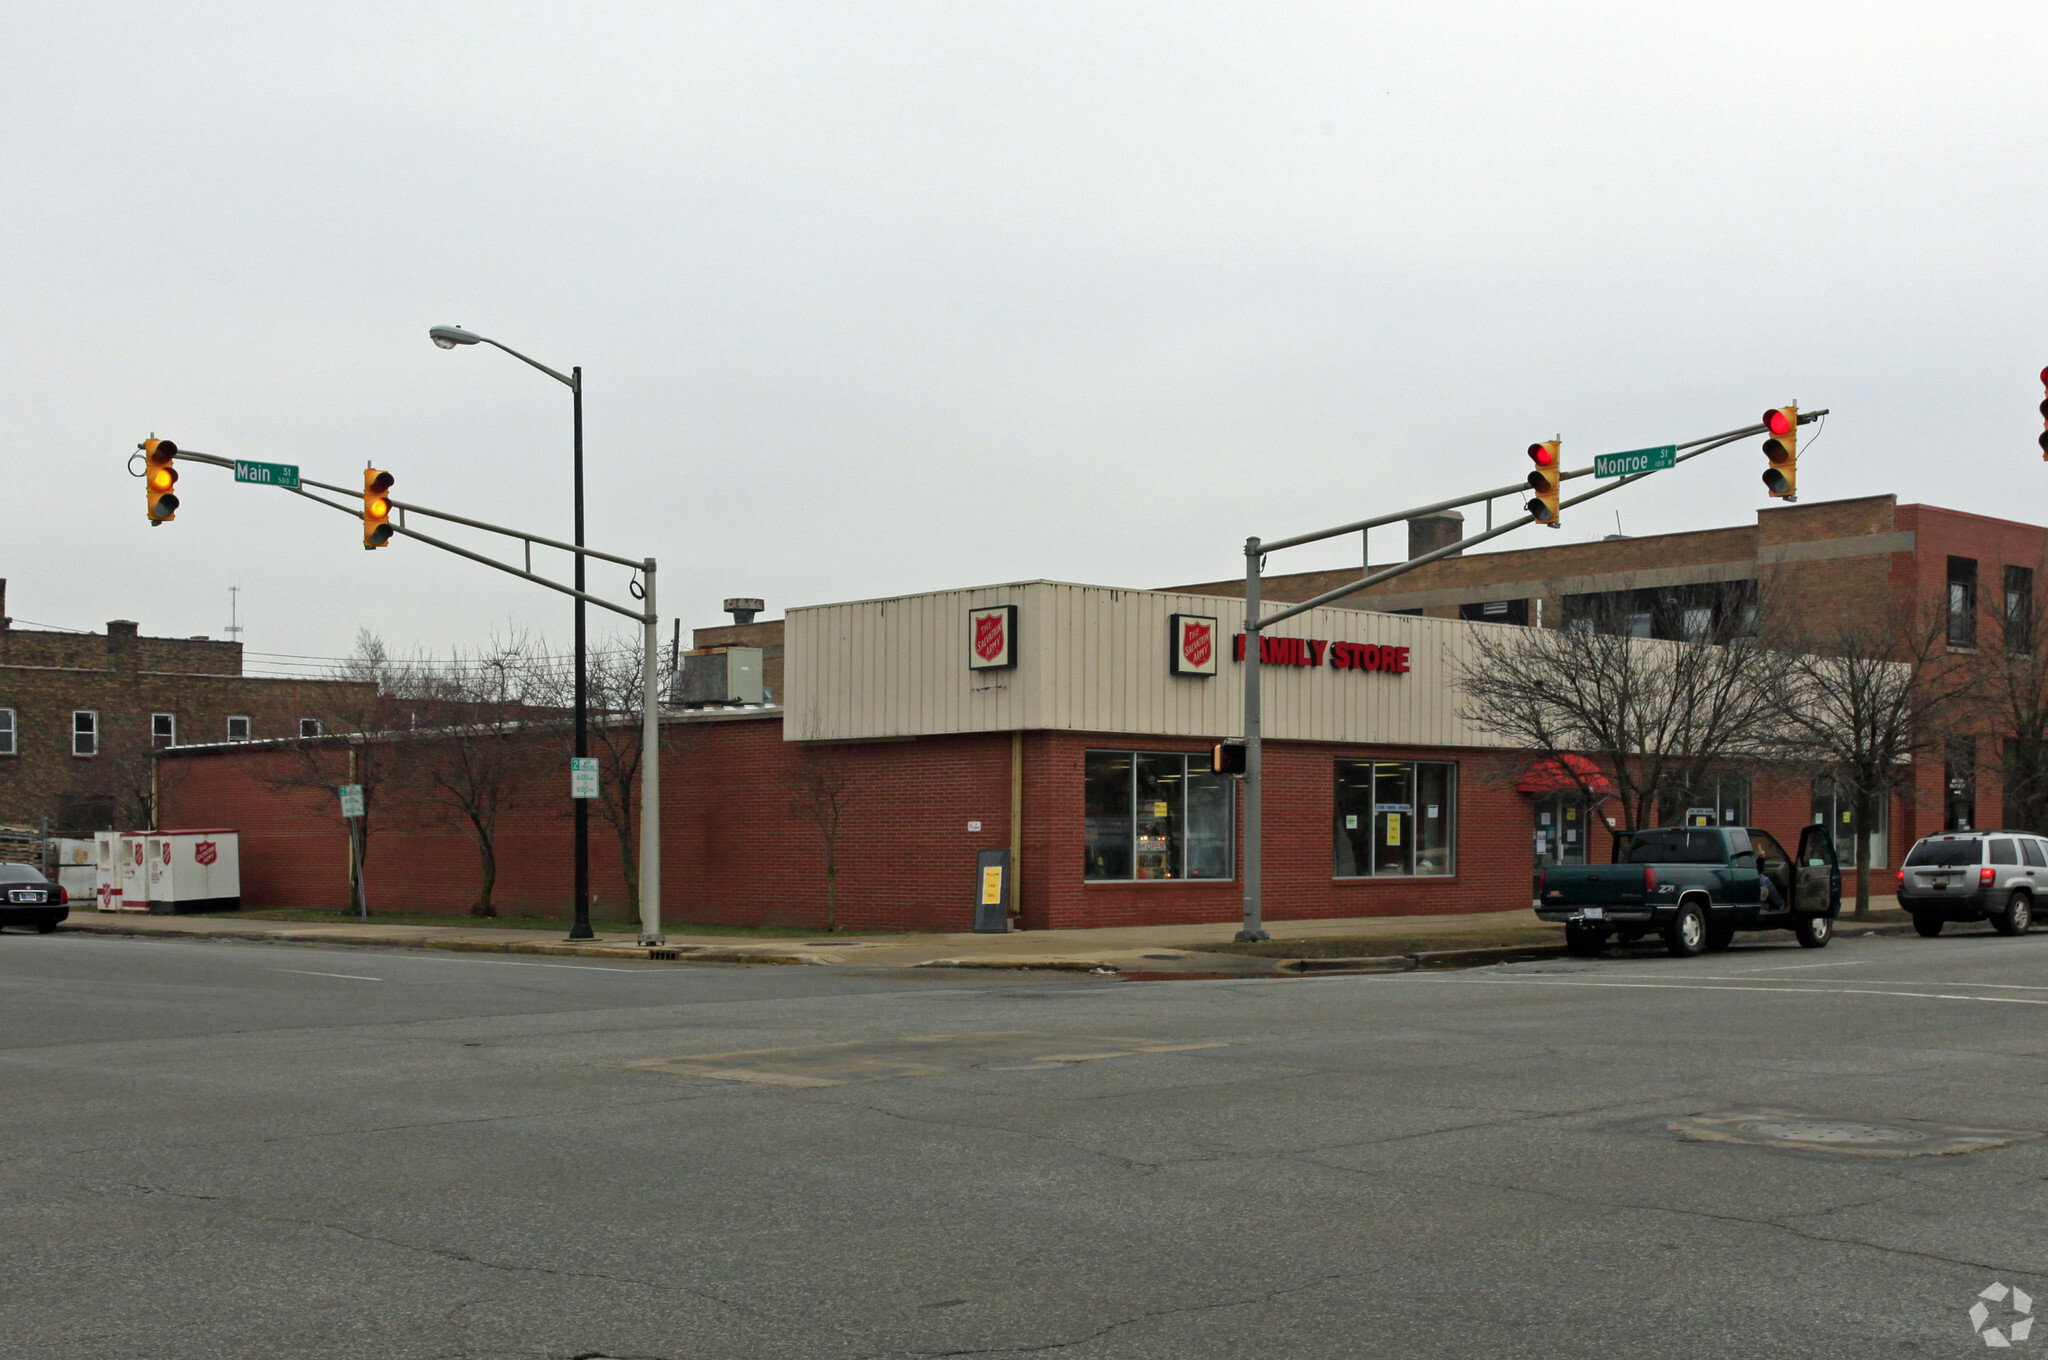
[
  {"x1": 1525, "y1": 440, "x2": 1561, "y2": 527},
  {"x1": 143, "y1": 439, "x2": 178, "y2": 525},
  {"x1": 1761, "y1": 406, "x2": 1798, "y2": 499},
  {"x1": 363, "y1": 469, "x2": 395, "y2": 549}
]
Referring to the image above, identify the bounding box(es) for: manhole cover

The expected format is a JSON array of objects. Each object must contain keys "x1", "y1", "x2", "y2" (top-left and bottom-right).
[
  {"x1": 1670, "y1": 1111, "x2": 2040, "y2": 1157},
  {"x1": 1740, "y1": 1120, "x2": 1926, "y2": 1146}
]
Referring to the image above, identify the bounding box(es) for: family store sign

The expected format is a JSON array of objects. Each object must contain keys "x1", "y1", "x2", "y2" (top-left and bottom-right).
[{"x1": 1231, "y1": 633, "x2": 1412, "y2": 674}]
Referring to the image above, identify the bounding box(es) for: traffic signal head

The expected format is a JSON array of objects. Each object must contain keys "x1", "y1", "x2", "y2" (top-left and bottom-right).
[
  {"x1": 1525, "y1": 440, "x2": 1561, "y2": 527},
  {"x1": 362, "y1": 468, "x2": 394, "y2": 549},
  {"x1": 143, "y1": 439, "x2": 178, "y2": 525},
  {"x1": 1761, "y1": 405, "x2": 1798, "y2": 498},
  {"x1": 1212, "y1": 741, "x2": 1248, "y2": 776},
  {"x1": 2038, "y1": 366, "x2": 2047, "y2": 460}
]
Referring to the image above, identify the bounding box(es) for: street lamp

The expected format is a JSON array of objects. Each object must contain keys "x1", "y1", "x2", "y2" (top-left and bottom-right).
[{"x1": 431, "y1": 324, "x2": 595, "y2": 941}]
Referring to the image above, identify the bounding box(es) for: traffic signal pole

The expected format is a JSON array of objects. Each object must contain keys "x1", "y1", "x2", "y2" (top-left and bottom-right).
[
  {"x1": 1233, "y1": 410, "x2": 1824, "y2": 942},
  {"x1": 155, "y1": 448, "x2": 668, "y2": 946}
]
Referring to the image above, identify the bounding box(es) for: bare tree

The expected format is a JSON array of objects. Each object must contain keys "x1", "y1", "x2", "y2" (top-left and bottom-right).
[
  {"x1": 792, "y1": 739, "x2": 862, "y2": 932},
  {"x1": 1770, "y1": 604, "x2": 1965, "y2": 916},
  {"x1": 1456, "y1": 593, "x2": 1786, "y2": 841}
]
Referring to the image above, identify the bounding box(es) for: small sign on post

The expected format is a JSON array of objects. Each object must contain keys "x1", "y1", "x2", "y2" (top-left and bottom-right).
[
  {"x1": 233, "y1": 459, "x2": 302, "y2": 489},
  {"x1": 338, "y1": 784, "x2": 366, "y2": 819},
  {"x1": 570, "y1": 757, "x2": 599, "y2": 799},
  {"x1": 1592, "y1": 445, "x2": 1677, "y2": 479}
]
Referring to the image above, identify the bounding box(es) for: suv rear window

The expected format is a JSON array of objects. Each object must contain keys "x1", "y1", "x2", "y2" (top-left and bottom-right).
[
  {"x1": 1906, "y1": 839, "x2": 1983, "y2": 867},
  {"x1": 1626, "y1": 830, "x2": 1724, "y2": 864}
]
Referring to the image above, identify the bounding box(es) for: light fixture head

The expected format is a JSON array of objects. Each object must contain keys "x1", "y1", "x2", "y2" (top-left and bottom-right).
[{"x1": 429, "y1": 325, "x2": 482, "y2": 350}]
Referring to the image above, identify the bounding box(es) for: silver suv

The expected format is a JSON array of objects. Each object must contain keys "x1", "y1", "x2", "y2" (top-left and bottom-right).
[{"x1": 1897, "y1": 831, "x2": 2042, "y2": 937}]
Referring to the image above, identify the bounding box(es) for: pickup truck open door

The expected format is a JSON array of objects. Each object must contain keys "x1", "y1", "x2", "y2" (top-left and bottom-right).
[{"x1": 1794, "y1": 825, "x2": 1840, "y2": 914}]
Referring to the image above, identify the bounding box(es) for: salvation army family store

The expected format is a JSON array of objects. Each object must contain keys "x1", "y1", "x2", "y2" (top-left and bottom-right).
[{"x1": 162, "y1": 579, "x2": 1837, "y2": 932}]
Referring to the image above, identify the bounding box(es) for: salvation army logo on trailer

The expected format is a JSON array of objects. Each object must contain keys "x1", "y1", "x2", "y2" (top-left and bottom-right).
[
  {"x1": 1170, "y1": 613, "x2": 1219, "y2": 677},
  {"x1": 194, "y1": 841, "x2": 218, "y2": 867},
  {"x1": 968, "y1": 605, "x2": 1018, "y2": 671}
]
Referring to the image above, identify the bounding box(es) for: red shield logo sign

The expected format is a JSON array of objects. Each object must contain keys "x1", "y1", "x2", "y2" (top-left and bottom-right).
[
  {"x1": 974, "y1": 612, "x2": 1006, "y2": 661},
  {"x1": 195, "y1": 841, "x2": 218, "y2": 867},
  {"x1": 163, "y1": 842, "x2": 173, "y2": 864},
  {"x1": 134, "y1": 843, "x2": 144, "y2": 865},
  {"x1": 1182, "y1": 621, "x2": 1212, "y2": 668}
]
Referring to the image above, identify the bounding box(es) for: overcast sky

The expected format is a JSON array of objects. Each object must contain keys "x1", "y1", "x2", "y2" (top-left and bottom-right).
[{"x1": 7, "y1": 3, "x2": 2045, "y2": 675}]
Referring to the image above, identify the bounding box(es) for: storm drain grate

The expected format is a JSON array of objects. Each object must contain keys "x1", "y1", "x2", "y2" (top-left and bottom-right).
[{"x1": 647, "y1": 949, "x2": 680, "y2": 961}]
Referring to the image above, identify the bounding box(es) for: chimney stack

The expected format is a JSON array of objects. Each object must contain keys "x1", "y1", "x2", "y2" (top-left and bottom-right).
[
  {"x1": 723, "y1": 597, "x2": 765, "y2": 626},
  {"x1": 1407, "y1": 511, "x2": 1465, "y2": 562}
]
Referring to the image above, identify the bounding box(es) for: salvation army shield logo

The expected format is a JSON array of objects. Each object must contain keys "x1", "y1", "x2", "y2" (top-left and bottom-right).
[
  {"x1": 968, "y1": 605, "x2": 1017, "y2": 670},
  {"x1": 195, "y1": 841, "x2": 218, "y2": 867},
  {"x1": 1170, "y1": 613, "x2": 1219, "y2": 677}
]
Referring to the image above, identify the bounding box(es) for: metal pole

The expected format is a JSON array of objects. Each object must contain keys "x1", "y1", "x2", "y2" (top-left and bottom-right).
[
  {"x1": 638, "y1": 559, "x2": 663, "y2": 946},
  {"x1": 571, "y1": 367, "x2": 592, "y2": 940},
  {"x1": 1239, "y1": 537, "x2": 1267, "y2": 942}
]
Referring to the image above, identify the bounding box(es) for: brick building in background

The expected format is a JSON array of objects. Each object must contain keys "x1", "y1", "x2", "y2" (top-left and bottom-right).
[{"x1": 0, "y1": 582, "x2": 375, "y2": 833}]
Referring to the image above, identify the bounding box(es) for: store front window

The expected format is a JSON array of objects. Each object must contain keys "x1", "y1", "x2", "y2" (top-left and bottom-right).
[
  {"x1": 1084, "y1": 750, "x2": 1235, "y2": 881},
  {"x1": 1658, "y1": 772, "x2": 1750, "y2": 829},
  {"x1": 1335, "y1": 760, "x2": 1456, "y2": 877},
  {"x1": 1810, "y1": 776, "x2": 1887, "y2": 868}
]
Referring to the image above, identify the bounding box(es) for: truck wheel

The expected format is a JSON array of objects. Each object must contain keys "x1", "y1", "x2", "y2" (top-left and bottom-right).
[
  {"x1": 1705, "y1": 921, "x2": 1735, "y2": 952},
  {"x1": 1793, "y1": 913, "x2": 1833, "y2": 949},
  {"x1": 1912, "y1": 913, "x2": 1943, "y2": 938},
  {"x1": 34, "y1": 919, "x2": 58, "y2": 934},
  {"x1": 1565, "y1": 925, "x2": 1608, "y2": 958},
  {"x1": 1994, "y1": 891, "x2": 2033, "y2": 937},
  {"x1": 1666, "y1": 902, "x2": 1708, "y2": 958}
]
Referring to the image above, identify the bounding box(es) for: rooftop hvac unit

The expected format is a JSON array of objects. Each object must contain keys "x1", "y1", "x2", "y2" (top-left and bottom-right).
[{"x1": 674, "y1": 647, "x2": 764, "y2": 707}]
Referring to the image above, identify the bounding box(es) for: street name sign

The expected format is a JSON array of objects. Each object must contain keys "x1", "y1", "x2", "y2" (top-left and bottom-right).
[
  {"x1": 570, "y1": 757, "x2": 599, "y2": 799},
  {"x1": 1593, "y1": 445, "x2": 1677, "y2": 479},
  {"x1": 338, "y1": 784, "x2": 366, "y2": 819},
  {"x1": 233, "y1": 459, "x2": 301, "y2": 489}
]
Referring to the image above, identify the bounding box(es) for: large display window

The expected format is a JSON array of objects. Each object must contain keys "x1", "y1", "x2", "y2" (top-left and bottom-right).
[
  {"x1": 1084, "y1": 750, "x2": 1235, "y2": 881},
  {"x1": 1335, "y1": 760, "x2": 1456, "y2": 877}
]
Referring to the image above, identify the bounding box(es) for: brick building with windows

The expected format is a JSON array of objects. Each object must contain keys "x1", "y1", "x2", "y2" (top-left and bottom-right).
[{"x1": 0, "y1": 583, "x2": 375, "y2": 833}]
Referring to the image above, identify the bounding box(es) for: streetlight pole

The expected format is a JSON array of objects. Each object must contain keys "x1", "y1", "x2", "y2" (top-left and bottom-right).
[{"x1": 430, "y1": 325, "x2": 593, "y2": 940}]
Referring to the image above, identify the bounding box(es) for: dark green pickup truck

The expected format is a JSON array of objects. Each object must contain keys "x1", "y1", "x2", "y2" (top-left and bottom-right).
[{"x1": 1535, "y1": 825, "x2": 1842, "y2": 958}]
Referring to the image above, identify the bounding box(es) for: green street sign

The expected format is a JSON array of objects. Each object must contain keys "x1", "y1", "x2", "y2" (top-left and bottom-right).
[
  {"x1": 233, "y1": 459, "x2": 300, "y2": 489},
  {"x1": 1592, "y1": 445, "x2": 1676, "y2": 479}
]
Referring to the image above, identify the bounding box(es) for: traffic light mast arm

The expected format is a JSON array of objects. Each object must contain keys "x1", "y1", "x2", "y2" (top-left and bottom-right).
[{"x1": 1252, "y1": 411, "x2": 1824, "y2": 631}]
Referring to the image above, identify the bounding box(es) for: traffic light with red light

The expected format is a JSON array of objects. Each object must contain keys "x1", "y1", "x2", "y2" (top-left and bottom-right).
[
  {"x1": 143, "y1": 439, "x2": 178, "y2": 525},
  {"x1": 363, "y1": 469, "x2": 394, "y2": 548},
  {"x1": 1761, "y1": 406, "x2": 1798, "y2": 499},
  {"x1": 1526, "y1": 440, "x2": 1561, "y2": 526}
]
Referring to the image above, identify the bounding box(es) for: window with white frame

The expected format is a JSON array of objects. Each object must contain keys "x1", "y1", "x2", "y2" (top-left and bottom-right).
[
  {"x1": 152, "y1": 713, "x2": 176, "y2": 748},
  {"x1": 0, "y1": 708, "x2": 15, "y2": 756},
  {"x1": 299, "y1": 717, "x2": 322, "y2": 738},
  {"x1": 226, "y1": 715, "x2": 251, "y2": 741},
  {"x1": 72, "y1": 710, "x2": 98, "y2": 757}
]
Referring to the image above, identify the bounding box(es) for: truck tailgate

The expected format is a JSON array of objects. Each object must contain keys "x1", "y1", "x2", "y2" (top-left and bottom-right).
[{"x1": 1539, "y1": 865, "x2": 1652, "y2": 906}]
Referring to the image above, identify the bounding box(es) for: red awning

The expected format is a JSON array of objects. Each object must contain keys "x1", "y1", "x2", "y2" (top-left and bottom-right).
[{"x1": 1517, "y1": 754, "x2": 1613, "y2": 796}]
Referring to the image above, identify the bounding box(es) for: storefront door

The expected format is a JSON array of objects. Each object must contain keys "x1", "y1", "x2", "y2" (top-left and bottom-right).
[{"x1": 1534, "y1": 794, "x2": 1590, "y2": 867}]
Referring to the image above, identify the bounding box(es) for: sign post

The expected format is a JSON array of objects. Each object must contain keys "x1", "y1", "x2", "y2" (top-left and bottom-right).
[{"x1": 337, "y1": 784, "x2": 366, "y2": 920}]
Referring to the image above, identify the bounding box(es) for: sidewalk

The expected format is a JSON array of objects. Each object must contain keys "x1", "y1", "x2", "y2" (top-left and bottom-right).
[{"x1": 50, "y1": 898, "x2": 1910, "y2": 974}]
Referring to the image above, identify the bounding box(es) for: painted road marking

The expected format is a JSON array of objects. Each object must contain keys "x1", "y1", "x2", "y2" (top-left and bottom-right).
[
  {"x1": 1475, "y1": 977, "x2": 2048, "y2": 1006},
  {"x1": 633, "y1": 1032, "x2": 1227, "y2": 1086},
  {"x1": 276, "y1": 969, "x2": 384, "y2": 982}
]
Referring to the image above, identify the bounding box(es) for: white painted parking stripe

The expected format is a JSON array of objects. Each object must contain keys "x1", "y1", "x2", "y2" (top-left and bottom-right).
[
  {"x1": 276, "y1": 969, "x2": 384, "y2": 982},
  {"x1": 1476, "y1": 977, "x2": 2048, "y2": 1005},
  {"x1": 1593, "y1": 972, "x2": 2048, "y2": 992}
]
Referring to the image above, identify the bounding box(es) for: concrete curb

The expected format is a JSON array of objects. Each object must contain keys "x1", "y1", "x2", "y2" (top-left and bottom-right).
[
  {"x1": 1281, "y1": 942, "x2": 1570, "y2": 974},
  {"x1": 914, "y1": 957, "x2": 1120, "y2": 973},
  {"x1": 56, "y1": 917, "x2": 820, "y2": 966}
]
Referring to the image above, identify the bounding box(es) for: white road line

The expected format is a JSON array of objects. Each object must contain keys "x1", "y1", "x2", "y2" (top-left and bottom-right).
[
  {"x1": 399, "y1": 958, "x2": 646, "y2": 974},
  {"x1": 1592, "y1": 972, "x2": 2048, "y2": 992},
  {"x1": 1475, "y1": 977, "x2": 2048, "y2": 1005},
  {"x1": 276, "y1": 969, "x2": 384, "y2": 982},
  {"x1": 1725, "y1": 959, "x2": 1877, "y2": 973}
]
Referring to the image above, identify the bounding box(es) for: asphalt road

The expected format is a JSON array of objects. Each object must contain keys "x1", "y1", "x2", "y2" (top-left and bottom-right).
[{"x1": 5, "y1": 925, "x2": 2046, "y2": 1359}]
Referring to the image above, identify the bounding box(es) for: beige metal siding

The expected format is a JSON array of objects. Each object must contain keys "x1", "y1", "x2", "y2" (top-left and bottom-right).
[{"x1": 784, "y1": 580, "x2": 1516, "y2": 747}]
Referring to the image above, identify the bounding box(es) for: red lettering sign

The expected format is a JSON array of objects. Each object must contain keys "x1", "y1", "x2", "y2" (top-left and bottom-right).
[{"x1": 1231, "y1": 635, "x2": 1409, "y2": 677}]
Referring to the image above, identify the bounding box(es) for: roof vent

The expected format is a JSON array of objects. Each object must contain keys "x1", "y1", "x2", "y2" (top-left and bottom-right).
[{"x1": 723, "y1": 597, "x2": 765, "y2": 626}]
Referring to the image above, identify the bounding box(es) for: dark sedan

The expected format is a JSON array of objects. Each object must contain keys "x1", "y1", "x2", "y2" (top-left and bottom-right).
[{"x1": 0, "y1": 864, "x2": 68, "y2": 933}]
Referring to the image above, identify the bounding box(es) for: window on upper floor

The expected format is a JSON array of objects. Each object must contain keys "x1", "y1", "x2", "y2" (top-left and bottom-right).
[
  {"x1": 0, "y1": 708, "x2": 14, "y2": 756},
  {"x1": 2005, "y1": 565, "x2": 2034, "y2": 653},
  {"x1": 299, "y1": 717, "x2": 322, "y2": 738},
  {"x1": 226, "y1": 716, "x2": 251, "y2": 741},
  {"x1": 72, "y1": 710, "x2": 98, "y2": 757},
  {"x1": 1948, "y1": 556, "x2": 1978, "y2": 648},
  {"x1": 152, "y1": 713, "x2": 176, "y2": 749}
]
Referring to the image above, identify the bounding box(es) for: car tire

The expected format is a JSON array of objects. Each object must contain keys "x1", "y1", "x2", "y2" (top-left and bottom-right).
[
  {"x1": 1666, "y1": 901, "x2": 1708, "y2": 958},
  {"x1": 34, "y1": 920, "x2": 58, "y2": 934},
  {"x1": 1794, "y1": 913, "x2": 1833, "y2": 949},
  {"x1": 1912, "y1": 913, "x2": 1943, "y2": 937},
  {"x1": 1994, "y1": 891, "x2": 2033, "y2": 937},
  {"x1": 1705, "y1": 921, "x2": 1736, "y2": 952},
  {"x1": 1565, "y1": 925, "x2": 1608, "y2": 958}
]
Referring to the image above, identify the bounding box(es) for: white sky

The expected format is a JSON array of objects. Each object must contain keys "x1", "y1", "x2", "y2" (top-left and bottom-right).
[{"x1": 7, "y1": 3, "x2": 2045, "y2": 675}]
